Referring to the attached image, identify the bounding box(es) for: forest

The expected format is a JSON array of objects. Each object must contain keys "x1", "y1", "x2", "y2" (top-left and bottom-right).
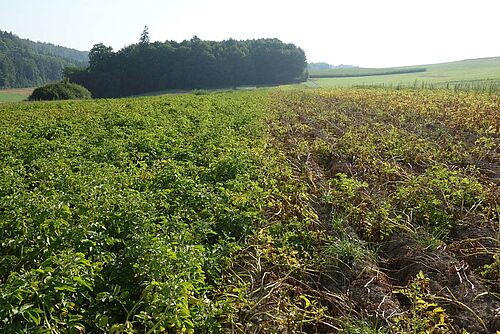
[
  {"x1": 0, "y1": 30, "x2": 88, "y2": 88},
  {"x1": 66, "y1": 31, "x2": 308, "y2": 97}
]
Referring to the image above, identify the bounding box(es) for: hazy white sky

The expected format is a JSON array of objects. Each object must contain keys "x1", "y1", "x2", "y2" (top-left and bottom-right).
[{"x1": 0, "y1": 0, "x2": 499, "y2": 67}]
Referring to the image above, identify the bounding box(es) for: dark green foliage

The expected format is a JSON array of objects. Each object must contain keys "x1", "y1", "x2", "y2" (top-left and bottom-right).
[
  {"x1": 0, "y1": 30, "x2": 88, "y2": 88},
  {"x1": 139, "y1": 26, "x2": 150, "y2": 44},
  {"x1": 28, "y1": 81, "x2": 91, "y2": 101},
  {"x1": 0, "y1": 53, "x2": 16, "y2": 87},
  {"x1": 28, "y1": 40, "x2": 89, "y2": 63},
  {"x1": 66, "y1": 37, "x2": 307, "y2": 97}
]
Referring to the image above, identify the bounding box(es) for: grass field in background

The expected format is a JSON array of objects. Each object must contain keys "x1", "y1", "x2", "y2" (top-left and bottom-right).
[
  {"x1": 309, "y1": 67, "x2": 426, "y2": 78},
  {"x1": 305, "y1": 57, "x2": 500, "y2": 90},
  {"x1": 0, "y1": 88, "x2": 34, "y2": 102}
]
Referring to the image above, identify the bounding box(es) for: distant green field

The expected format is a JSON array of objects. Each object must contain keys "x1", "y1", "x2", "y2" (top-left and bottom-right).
[
  {"x1": 310, "y1": 67, "x2": 426, "y2": 78},
  {"x1": 304, "y1": 57, "x2": 500, "y2": 90},
  {"x1": 0, "y1": 88, "x2": 33, "y2": 103},
  {"x1": 0, "y1": 94, "x2": 26, "y2": 103}
]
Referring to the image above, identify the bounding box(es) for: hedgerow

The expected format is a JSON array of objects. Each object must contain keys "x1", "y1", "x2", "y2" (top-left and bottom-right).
[{"x1": 28, "y1": 81, "x2": 91, "y2": 101}]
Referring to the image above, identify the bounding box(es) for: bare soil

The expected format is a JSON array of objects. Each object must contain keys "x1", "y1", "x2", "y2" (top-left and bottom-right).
[{"x1": 0, "y1": 87, "x2": 34, "y2": 95}]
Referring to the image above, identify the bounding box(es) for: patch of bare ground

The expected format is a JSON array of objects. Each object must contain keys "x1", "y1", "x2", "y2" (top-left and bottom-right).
[
  {"x1": 0, "y1": 87, "x2": 34, "y2": 95},
  {"x1": 381, "y1": 233, "x2": 500, "y2": 333},
  {"x1": 448, "y1": 224, "x2": 499, "y2": 270},
  {"x1": 347, "y1": 261, "x2": 402, "y2": 323}
]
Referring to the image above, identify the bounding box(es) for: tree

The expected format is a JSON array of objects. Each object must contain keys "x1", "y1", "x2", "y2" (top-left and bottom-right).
[
  {"x1": 88, "y1": 43, "x2": 113, "y2": 70},
  {"x1": 139, "y1": 26, "x2": 150, "y2": 44}
]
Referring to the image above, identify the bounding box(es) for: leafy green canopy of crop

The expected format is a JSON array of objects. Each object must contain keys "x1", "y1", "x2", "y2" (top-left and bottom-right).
[{"x1": 0, "y1": 92, "x2": 275, "y2": 332}]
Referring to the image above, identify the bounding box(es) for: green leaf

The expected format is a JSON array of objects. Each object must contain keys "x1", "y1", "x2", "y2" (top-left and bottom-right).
[
  {"x1": 73, "y1": 276, "x2": 93, "y2": 291},
  {"x1": 97, "y1": 314, "x2": 109, "y2": 327},
  {"x1": 19, "y1": 303, "x2": 34, "y2": 313},
  {"x1": 61, "y1": 204, "x2": 72, "y2": 215},
  {"x1": 55, "y1": 285, "x2": 77, "y2": 292},
  {"x1": 23, "y1": 308, "x2": 43, "y2": 325}
]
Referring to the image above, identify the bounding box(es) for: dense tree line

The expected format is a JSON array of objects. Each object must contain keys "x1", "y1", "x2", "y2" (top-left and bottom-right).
[
  {"x1": 66, "y1": 33, "x2": 308, "y2": 97},
  {"x1": 0, "y1": 31, "x2": 88, "y2": 88}
]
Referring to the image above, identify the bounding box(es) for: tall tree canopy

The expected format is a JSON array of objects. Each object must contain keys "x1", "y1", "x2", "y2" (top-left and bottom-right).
[
  {"x1": 0, "y1": 30, "x2": 88, "y2": 88},
  {"x1": 66, "y1": 37, "x2": 307, "y2": 97},
  {"x1": 139, "y1": 26, "x2": 150, "y2": 44}
]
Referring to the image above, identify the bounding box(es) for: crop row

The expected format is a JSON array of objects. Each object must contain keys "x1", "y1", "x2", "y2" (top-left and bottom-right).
[
  {"x1": 249, "y1": 88, "x2": 499, "y2": 332},
  {"x1": 0, "y1": 92, "x2": 280, "y2": 332}
]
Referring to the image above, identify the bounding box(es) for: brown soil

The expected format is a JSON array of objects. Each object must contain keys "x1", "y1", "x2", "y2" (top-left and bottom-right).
[
  {"x1": 0, "y1": 87, "x2": 34, "y2": 95},
  {"x1": 348, "y1": 262, "x2": 402, "y2": 321},
  {"x1": 382, "y1": 233, "x2": 500, "y2": 333},
  {"x1": 448, "y1": 224, "x2": 499, "y2": 269}
]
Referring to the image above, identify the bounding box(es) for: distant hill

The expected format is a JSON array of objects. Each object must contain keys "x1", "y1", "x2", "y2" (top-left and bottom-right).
[
  {"x1": 306, "y1": 57, "x2": 500, "y2": 90},
  {"x1": 26, "y1": 39, "x2": 88, "y2": 63},
  {"x1": 0, "y1": 30, "x2": 88, "y2": 88}
]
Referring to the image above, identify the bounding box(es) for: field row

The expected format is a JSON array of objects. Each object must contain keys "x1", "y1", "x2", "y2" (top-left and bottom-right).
[
  {"x1": 257, "y1": 88, "x2": 499, "y2": 332},
  {"x1": 0, "y1": 92, "x2": 279, "y2": 332}
]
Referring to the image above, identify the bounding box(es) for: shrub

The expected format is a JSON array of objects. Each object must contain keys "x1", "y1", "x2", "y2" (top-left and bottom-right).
[{"x1": 28, "y1": 81, "x2": 91, "y2": 101}]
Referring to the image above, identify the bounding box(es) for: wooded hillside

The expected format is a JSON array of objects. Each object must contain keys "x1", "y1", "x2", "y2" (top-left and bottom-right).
[{"x1": 0, "y1": 30, "x2": 88, "y2": 88}]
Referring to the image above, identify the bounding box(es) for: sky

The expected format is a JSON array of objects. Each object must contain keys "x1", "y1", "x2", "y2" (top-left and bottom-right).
[{"x1": 0, "y1": 0, "x2": 499, "y2": 68}]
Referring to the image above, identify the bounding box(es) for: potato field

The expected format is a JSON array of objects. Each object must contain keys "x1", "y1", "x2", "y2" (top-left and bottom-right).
[{"x1": 0, "y1": 89, "x2": 498, "y2": 333}]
